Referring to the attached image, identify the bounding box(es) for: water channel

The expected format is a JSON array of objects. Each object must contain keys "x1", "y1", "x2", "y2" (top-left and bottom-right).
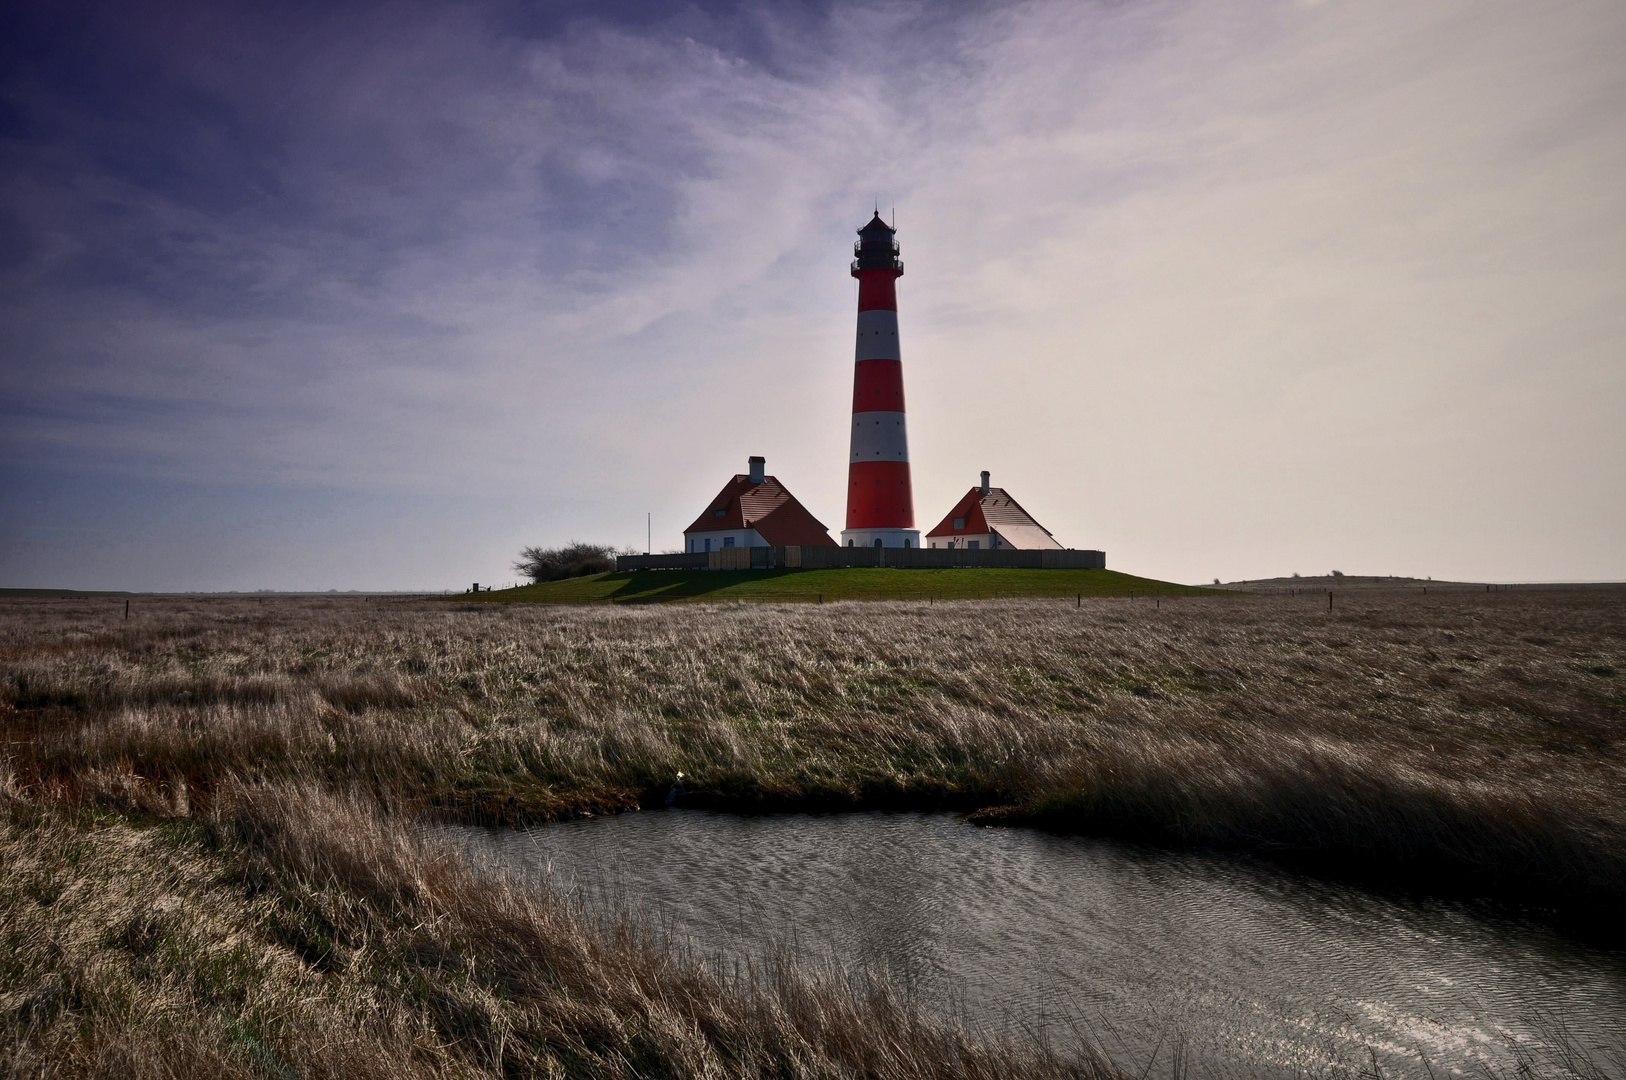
[{"x1": 448, "y1": 811, "x2": 1625, "y2": 1078}]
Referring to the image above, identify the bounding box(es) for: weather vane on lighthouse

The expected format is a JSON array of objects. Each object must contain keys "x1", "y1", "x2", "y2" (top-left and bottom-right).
[{"x1": 842, "y1": 211, "x2": 919, "y2": 549}]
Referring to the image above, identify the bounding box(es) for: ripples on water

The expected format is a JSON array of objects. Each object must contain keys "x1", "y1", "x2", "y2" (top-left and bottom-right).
[{"x1": 447, "y1": 811, "x2": 1625, "y2": 1079}]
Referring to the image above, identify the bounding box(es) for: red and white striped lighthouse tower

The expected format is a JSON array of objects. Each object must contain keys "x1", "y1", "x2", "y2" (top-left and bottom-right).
[{"x1": 842, "y1": 212, "x2": 919, "y2": 548}]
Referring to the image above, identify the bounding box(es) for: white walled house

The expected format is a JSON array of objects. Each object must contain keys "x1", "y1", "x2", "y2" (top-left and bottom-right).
[
  {"x1": 683, "y1": 457, "x2": 838, "y2": 553},
  {"x1": 925, "y1": 471, "x2": 1063, "y2": 551}
]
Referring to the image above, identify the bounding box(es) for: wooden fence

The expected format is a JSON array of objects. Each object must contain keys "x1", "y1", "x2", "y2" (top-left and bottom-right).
[{"x1": 615, "y1": 548, "x2": 1106, "y2": 572}]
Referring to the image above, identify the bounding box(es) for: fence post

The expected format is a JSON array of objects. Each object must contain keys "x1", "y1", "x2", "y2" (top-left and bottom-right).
[{"x1": 1328, "y1": 591, "x2": 1333, "y2": 611}]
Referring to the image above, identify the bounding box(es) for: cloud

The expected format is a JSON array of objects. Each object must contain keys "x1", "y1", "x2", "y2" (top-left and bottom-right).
[
  {"x1": 1, "y1": 0, "x2": 1623, "y2": 589},
  {"x1": 2, "y1": 2, "x2": 919, "y2": 482}
]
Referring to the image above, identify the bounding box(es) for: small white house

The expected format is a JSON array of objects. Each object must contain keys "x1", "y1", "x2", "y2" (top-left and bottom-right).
[
  {"x1": 683, "y1": 457, "x2": 838, "y2": 553},
  {"x1": 925, "y1": 471, "x2": 1063, "y2": 551}
]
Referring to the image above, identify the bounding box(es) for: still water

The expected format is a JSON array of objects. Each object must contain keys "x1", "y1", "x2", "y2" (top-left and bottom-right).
[{"x1": 450, "y1": 811, "x2": 1624, "y2": 1078}]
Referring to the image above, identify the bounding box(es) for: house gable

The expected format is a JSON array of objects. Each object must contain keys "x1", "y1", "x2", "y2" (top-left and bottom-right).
[
  {"x1": 683, "y1": 473, "x2": 837, "y2": 548},
  {"x1": 926, "y1": 485, "x2": 1062, "y2": 550}
]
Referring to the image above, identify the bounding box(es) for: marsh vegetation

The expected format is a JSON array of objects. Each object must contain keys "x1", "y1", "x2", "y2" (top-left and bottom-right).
[{"x1": 3, "y1": 587, "x2": 1623, "y2": 1075}]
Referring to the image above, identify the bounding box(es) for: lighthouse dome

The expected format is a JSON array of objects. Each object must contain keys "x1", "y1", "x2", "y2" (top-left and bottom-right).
[
  {"x1": 852, "y1": 212, "x2": 902, "y2": 272},
  {"x1": 857, "y1": 212, "x2": 894, "y2": 235}
]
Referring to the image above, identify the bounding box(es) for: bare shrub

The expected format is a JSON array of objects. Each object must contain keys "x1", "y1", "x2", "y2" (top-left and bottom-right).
[{"x1": 513, "y1": 541, "x2": 622, "y2": 583}]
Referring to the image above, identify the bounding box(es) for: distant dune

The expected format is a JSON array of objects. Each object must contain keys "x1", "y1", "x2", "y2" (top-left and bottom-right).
[
  {"x1": 1217, "y1": 574, "x2": 1449, "y2": 590},
  {"x1": 1218, "y1": 575, "x2": 1624, "y2": 591}
]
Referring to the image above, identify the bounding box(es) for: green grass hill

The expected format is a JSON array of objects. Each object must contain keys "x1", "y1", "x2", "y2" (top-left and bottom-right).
[{"x1": 465, "y1": 566, "x2": 1211, "y2": 604}]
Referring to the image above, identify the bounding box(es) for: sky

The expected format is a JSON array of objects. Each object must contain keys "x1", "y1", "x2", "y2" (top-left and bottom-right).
[{"x1": 1, "y1": 0, "x2": 1623, "y2": 591}]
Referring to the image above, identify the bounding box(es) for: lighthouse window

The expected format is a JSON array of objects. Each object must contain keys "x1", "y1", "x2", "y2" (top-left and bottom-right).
[{"x1": 952, "y1": 517, "x2": 965, "y2": 530}]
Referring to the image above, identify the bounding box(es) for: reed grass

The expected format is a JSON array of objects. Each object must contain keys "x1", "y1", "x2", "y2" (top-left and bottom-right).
[
  {"x1": 2, "y1": 785, "x2": 1109, "y2": 1078},
  {"x1": 2, "y1": 588, "x2": 1623, "y2": 1073},
  {"x1": 4, "y1": 590, "x2": 1622, "y2": 900}
]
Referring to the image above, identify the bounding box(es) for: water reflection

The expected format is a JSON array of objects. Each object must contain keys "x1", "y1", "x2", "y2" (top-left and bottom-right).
[{"x1": 447, "y1": 811, "x2": 1625, "y2": 1078}]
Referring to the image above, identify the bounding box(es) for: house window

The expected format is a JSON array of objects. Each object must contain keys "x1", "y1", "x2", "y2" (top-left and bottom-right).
[
  {"x1": 968, "y1": 541, "x2": 979, "y2": 550},
  {"x1": 704, "y1": 538, "x2": 712, "y2": 552},
  {"x1": 714, "y1": 509, "x2": 725, "y2": 517},
  {"x1": 723, "y1": 536, "x2": 735, "y2": 548},
  {"x1": 952, "y1": 517, "x2": 965, "y2": 530}
]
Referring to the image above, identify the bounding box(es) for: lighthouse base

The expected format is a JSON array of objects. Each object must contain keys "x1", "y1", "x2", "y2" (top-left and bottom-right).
[{"x1": 840, "y1": 528, "x2": 921, "y2": 549}]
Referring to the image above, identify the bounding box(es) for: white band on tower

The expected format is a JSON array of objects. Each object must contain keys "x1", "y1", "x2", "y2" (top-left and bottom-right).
[
  {"x1": 849, "y1": 412, "x2": 909, "y2": 461},
  {"x1": 854, "y1": 310, "x2": 901, "y2": 361}
]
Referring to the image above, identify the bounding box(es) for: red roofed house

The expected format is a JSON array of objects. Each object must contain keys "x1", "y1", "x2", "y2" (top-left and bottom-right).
[
  {"x1": 926, "y1": 471, "x2": 1062, "y2": 551},
  {"x1": 683, "y1": 456, "x2": 839, "y2": 553}
]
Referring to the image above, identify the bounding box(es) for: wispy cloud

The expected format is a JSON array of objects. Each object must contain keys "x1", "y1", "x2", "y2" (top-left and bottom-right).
[{"x1": 2, "y1": 0, "x2": 1622, "y2": 588}]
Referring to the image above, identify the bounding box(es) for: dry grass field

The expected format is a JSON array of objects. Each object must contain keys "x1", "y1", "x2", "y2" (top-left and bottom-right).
[{"x1": 3, "y1": 587, "x2": 1623, "y2": 1075}]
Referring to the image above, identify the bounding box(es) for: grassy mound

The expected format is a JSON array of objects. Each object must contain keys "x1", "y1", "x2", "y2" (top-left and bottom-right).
[{"x1": 476, "y1": 566, "x2": 1209, "y2": 604}]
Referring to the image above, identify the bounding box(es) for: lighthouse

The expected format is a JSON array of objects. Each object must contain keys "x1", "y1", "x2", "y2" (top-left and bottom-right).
[{"x1": 842, "y1": 212, "x2": 920, "y2": 548}]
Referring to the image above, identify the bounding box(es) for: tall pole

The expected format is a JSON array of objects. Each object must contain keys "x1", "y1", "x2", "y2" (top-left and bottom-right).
[{"x1": 841, "y1": 212, "x2": 919, "y2": 549}]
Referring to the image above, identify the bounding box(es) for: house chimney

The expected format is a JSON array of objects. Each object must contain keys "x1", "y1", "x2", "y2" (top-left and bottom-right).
[
  {"x1": 748, "y1": 456, "x2": 766, "y2": 484},
  {"x1": 980, "y1": 470, "x2": 990, "y2": 495}
]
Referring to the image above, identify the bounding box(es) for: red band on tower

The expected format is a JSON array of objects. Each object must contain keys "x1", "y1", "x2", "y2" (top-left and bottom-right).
[
  {"x1": 857, "y1": 273, "x2": 897, "y2": 312},
  {"x1": 852, "y1": 358, "x2": 905, "y2": 412},
  {"x1": 847, "y1": 461, "x2": 915, "y2": 530}
]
